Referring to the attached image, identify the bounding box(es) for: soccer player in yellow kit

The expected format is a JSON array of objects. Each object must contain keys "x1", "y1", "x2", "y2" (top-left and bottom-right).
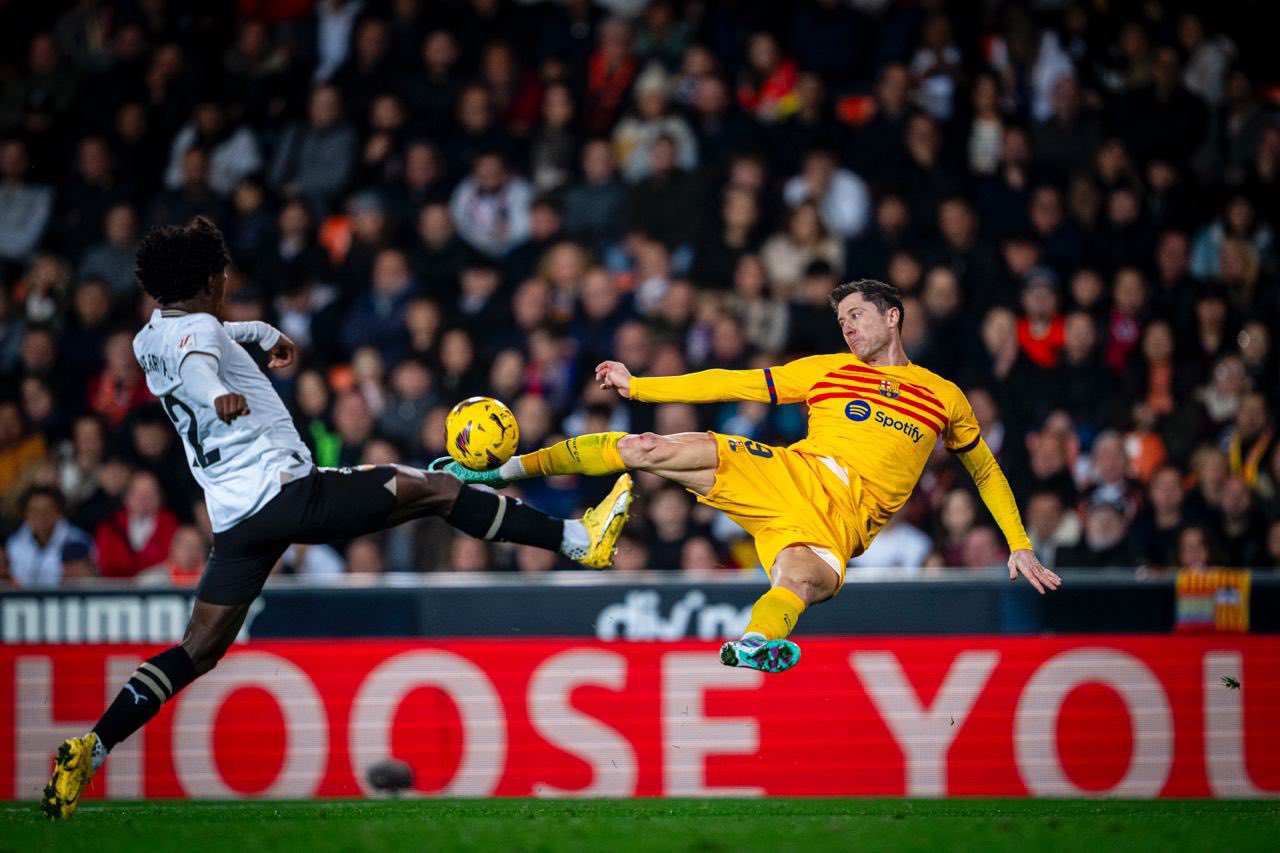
[{"x1": 445, "y1": 279, "x2": 1061, "y2": 671}]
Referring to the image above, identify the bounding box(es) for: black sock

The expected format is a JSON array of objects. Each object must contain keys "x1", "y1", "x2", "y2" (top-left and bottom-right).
[
  {"x1": 93, "y1": 645, "x2": 198, "y2": 751},
  {"x1": 446, "y1": 484, "x2": 563, "y2": 552}
]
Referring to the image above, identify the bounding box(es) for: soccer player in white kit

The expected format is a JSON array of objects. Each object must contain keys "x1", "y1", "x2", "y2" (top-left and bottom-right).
[{"x1": 42, "y1": 217, "x2": 634, "y2": 819}]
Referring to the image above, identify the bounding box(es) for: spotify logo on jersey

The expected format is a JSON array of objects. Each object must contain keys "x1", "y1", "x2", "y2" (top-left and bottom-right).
[{"x1": 845, "y1": 400, "x2": 871, "y2": 421}]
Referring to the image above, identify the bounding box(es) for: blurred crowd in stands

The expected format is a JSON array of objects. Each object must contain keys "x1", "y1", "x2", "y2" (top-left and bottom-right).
[{"x1": 2, "y1": 0, "x2": 1279, "y2": 587}]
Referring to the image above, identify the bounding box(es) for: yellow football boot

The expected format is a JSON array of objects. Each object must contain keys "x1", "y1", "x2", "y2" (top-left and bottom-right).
[
  {"x1": 577, "y1": 473, "x2": 633, "y2": 569},
  {"x1": 42, "y1": 732, "x2": 100, "y2": 820}
]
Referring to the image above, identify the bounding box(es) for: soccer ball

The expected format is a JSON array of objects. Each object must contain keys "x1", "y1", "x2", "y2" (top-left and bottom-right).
[{"x1": 445, "y1": 396, "x2": 520, "y2": 470}]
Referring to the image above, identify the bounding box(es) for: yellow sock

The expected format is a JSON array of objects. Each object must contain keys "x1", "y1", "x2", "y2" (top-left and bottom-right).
[
  {"x1": 520, "y1": 432, "x2": 628, "y2": 478},
  {"x1": 744, "y1": 586, "x2": 807, "y2": 640}
]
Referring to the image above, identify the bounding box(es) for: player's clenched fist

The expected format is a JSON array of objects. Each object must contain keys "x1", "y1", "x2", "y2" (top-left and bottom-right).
[
  {"x1": 266, "y1": 334, "x2": 297, "y2": 368},
  {"x1": 214, "y1": 393, "x2": 250, "y2": 424},
  {"x1": 595, "y1": 361, "x2": 632, "y2": 397}
]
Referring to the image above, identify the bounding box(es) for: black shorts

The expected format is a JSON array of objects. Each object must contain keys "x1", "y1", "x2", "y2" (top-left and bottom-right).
[{"x1": 196, "y1": 466, "x2": 399, "y2": 606}]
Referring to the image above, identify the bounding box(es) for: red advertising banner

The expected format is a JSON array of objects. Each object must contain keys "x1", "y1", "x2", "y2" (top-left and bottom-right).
[{"x1": 2, "y1": 637, "x2": 1278, "y2": 800}]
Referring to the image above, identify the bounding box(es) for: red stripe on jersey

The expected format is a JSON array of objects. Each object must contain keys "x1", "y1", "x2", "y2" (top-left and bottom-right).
[
  {"x1": 808, "y1": 391, "x2": 944, "y2": 436},
  {"x1": 817, "y1": 376, "x2": 949, "y2": 423},
  {"x1": 835, "y1": 364, "x2": 944, "y2": 406}
]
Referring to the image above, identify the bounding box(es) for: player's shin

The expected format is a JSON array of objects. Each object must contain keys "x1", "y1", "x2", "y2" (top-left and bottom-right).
[
  {"x1": 743, "y1": 586, "x2": 807, "y2": 640},
  {"x1": 446, "y1": 483, "x2": 574, "y2": 553},
  {"x1": 92, "y1": 645, "x2": 198, "y2": 759},
  {"x1": 513, "y1": 431, "x2": 628, "y2": 479}
]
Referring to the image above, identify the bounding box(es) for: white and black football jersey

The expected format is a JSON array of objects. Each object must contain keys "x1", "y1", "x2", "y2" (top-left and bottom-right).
[{"x1": 132, "y1": 309, "x2": 313, "y2": 532}]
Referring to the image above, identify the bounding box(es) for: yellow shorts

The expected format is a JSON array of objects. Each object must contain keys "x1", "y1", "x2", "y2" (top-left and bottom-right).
[{"x1": 696, "y1": 433, "x2": 866, "y2": 585}]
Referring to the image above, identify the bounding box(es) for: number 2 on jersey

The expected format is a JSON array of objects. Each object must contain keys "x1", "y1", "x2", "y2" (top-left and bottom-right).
[{"x1": 162, "y1": 394, "x2": 222, "y2": 468}]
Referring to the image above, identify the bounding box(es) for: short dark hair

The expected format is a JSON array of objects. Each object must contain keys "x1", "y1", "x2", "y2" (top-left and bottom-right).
[
  {"x1": 829, "y1": 278, "x2": 904, "y2": 330},
  {"x1": 135, "y1": 216, "x2": 231, "y2": 304},
  {"x1": 21, "y1": 484, "x2": 64, "y2": 514}
]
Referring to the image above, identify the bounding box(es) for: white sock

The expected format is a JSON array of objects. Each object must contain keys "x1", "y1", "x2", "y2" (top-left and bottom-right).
[
  {"x1": 559, "y1": 519, "x2": 590, "y2": 559},
  {"x1": 90, "y1": 735, "x2": 107, "y2": 770},
  {"x1": 497, "y1": 456, "x2": 527, "y2": 480}
]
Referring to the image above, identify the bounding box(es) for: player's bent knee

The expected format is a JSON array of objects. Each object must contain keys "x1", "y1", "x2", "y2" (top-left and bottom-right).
[
  {"x1": 398, "y1": 471, "x2": 460, "y2": 514},
  {"x1": 182, "y1": 628, "x2": 233, "y2": 675},
  {"x1": 776, "y1": 568, "x2": 838, "y2": 606},
  {"x1": 619, "y1": 432, "x2": 668, "y2": 467}
]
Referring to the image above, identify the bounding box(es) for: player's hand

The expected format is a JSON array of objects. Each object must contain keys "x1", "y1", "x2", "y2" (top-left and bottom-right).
[
  {"x1": 595, "y1": 360, "x2": 632, "y2": 398},
  {"x1": 1008, "y1": 549, "x2": 1061, "y2": 594},
  {"x1": 214, "y1": 393, "x2": 250, "y2": 424},
  {"x1": 266, "y1": 334, "x2": 296, "y2": 369}
]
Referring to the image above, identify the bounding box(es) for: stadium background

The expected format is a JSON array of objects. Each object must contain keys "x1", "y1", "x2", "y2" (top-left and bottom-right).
[{"x1": 1, "y1": 0, "x2": 1278, "y2": 808}]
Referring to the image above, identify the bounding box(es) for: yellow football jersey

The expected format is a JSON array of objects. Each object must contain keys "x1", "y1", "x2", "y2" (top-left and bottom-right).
[{"x1": 631, "y1": 353, "x2": 980, "y2": 535}]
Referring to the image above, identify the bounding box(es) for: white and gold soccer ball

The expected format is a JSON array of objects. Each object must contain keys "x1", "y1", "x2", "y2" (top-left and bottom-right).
[{"x1": 445, "y1": 396, "x2": 520, "y2": 470}]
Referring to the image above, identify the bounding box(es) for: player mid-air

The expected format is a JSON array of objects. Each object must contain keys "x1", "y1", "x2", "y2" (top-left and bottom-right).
[
  {"x1": 446, "y1": 278, "x2": 1061, "y2": 672},
  {"x1": 42, "y1": 217, "x2": 633, "y2": 819}
]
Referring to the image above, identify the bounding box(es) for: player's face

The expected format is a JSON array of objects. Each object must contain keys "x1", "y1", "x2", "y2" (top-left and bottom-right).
[{"x1": 836, "y1": 293, "x2": 897, "y2": 361}]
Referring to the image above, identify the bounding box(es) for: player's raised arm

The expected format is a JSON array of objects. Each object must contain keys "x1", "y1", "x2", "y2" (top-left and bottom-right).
[
  {"x1": 603, "y1": 354, "x2": 829, "y2": 405},
  {"x1": 942, "y1": 385, "x2": 1060, "y2": 594},
  {"x1": 956, "y1": 439, "x2": 1061, "y2": 594},
  {"x1": 223, "y1": 320, "x2": 296, "y2": 368}
]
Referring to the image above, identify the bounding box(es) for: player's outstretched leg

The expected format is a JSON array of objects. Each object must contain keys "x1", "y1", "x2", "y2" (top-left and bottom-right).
[
  {"x1": 721, "y1": 545, "x2": 840, "y2": 674},
  {"x1": 390, "y1": 467, "x2": 632, "y2": 569},
  {"x1": 439, "y1": 431, "x2": 718, "y2": 495},
  {"x1": 43, "y1": 601, "x2": 246, "y2": 818}
]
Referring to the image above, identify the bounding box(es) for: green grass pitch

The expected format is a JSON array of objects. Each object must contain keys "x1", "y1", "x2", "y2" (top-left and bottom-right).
[{"x1": 3, "y1": 798, "x2": 1276, "y2": 852}]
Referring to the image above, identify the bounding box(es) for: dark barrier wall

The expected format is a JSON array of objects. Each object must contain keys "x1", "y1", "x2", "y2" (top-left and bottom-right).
[{"x1": 3, "y1": 571, "x2": 1278, "y2": 644}]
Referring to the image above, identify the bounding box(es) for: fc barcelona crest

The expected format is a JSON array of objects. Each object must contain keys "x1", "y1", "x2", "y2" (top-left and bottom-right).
[{"x1": 879, "y1": 378, "x2": 901, "y2": 399}]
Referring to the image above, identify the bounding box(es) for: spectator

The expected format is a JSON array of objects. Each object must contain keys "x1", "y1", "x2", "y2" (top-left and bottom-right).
[
  {"x1": 910, "y1": 11, "x2": 961, "y2": 121},
  {"x1": 1215, "y1": 476, "x2": 1266, "y2": 567},
  {"x1": 583, "y1": 18, "x2": 638, "y2": 136},
  {"x1": 1034, "y1": 77, "x2": 1102, "y2": 181},
  {"x1": 1223, "y1": 393, "x2": 1273, "y2": 487},
  {"x1": 449, "y1": 150, "x2": 532, "y2": 258},
  {"x1": 1130, "y1": 465, "x2": 1188, "y2": 566},
  {"x1": 86, "y1": 330, "x2": 153, "y2": 427},
  {"x1": 1174, "y1": 523, "x2": 1222, "y2": 570},
  {"x1": 960, "y1": 525, "x2": 1008, "y2": 569},
  {"x1": 1055, "y1": 311, "x2": 1114, "y2": 434},
  {"x1": 163, "y1": 98, "x2": 262, "y2": 197},
  {"x1": 1057, "y1": 497, "x2": 1137, "y2": 568},
  {"x1": 760, "y1": 201, "x2": 843, "y2": 301},
  {"x1": 528, "y1": 83, "x2": 579, "y2": 192},
  {"x1": 146, "y1": 147, "x2": 231, "y2": 228},
  {"x1": 782, "y1": 148, "x2": 869, "y2": 240},
  {"x1": 341, "y1": 247, "x2": 417, "y2": 362},
  {"x1": 625, "y1": 134, "x2": 698, "y2": 252},
  {"x1": 736, "y1": 32, "x2": 797, "y2": 124},
  {"x1": 689, "y1": 73, "x2": 758, "y2": 173},
  {"x1": 135, "y1": 525, "x2": 207, "y2": 586},
  {"x1": 1016, "y1": 268, "x2": 1066, "y2": 369},
  {"x1": 312, "y1": 0, "x2": 364, "y2": 84},
  {"x1": 1023, "y1": 489, "x2": 1079, "y2": 570},
  {"x1": 94, "y1": 470, "x2": 178, "y2": 579},
  {"x1": 1080, "y1": 430, "x2": 1140, "y2": 513},
  {"x1": 691, "y1": 186, "x2": 760, "y2": 291},
  {"x1": 270, "y1": 85, "x2": 358, "y2": 215},
  {"x1": 0, "y1": 139, "x2": 54, "y2": 266},
  {"x1": 563, "y1": 138, "x2": 628, "y2": 255},
  {"x1": 612, "y1": 63, "x2": 698, "y2": 183},
  {"x1": 680, "y1": 536, "x2": 720, "y2": 573},
  {"x1": 847, "y1": 194, "x2": 914, "y2": 282},
  {"x1": 5, "y1": 486, "x2": 95, "y2": 587},
  {"x1": 78, "y1": 204, "x2": 140, "y2": 298},
  {"x1": 0, "y1": 401, "x2": 47, "y2": 515}
]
